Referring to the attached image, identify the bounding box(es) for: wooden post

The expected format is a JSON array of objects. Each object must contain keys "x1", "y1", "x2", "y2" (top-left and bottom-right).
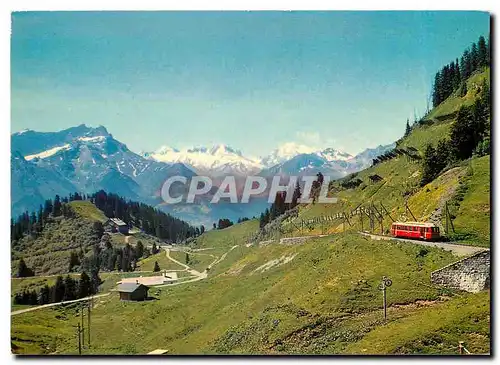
[
  {"x1": 445, "y1": 201, "x2": 449, "y2": 236},
  {"x1": 370, "y1": 205, "x2": 374, "y2": 233},
  {"x1": 77, "y1": 323, "x2": 82, "y2": 355},
  {"x1": 379, "y1": 276, "x2": 392, "y2": 320},
  {"x1": 87, "y1": 302, "x2": 91, "y2": 348},
  {"x1": 446, "y1": 202, "x2": 455, "y2": 233},
  {"x1": 383, "y1": 285, "x2": 387, "y2": 320},
  {"x1": 81, "y1": 308, "x2": 85, "y2": 349}
]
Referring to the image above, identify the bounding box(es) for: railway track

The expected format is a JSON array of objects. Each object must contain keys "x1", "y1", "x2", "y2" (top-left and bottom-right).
[{"x1": 358, "y1": 231, "x2": 488, "y2": 256}]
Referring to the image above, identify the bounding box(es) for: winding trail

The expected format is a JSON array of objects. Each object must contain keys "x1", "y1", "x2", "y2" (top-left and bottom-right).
[
  {"x1": 154, "y1": 245, "x2": 238, "y2": 288},
  {"x1": 11, "y1": 293, "x2": 111, "y2": 316},
  {"x1": 11, "y1": 245, "x2": 239, "y2": 315}
]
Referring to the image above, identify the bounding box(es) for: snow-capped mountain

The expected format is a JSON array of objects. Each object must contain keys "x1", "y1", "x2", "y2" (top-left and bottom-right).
[
  {"x1": 259, "y1": 142, "x2": 318, "y2": 167},
  {"x1": 11, "y1": 124, "x2": 396, "y2": 225},
  {"x1": 260, "y1": 143, "x2": 394, "y2": 179},
  {"x1": 258, "y1": 143, "x2": 354, "y2": 168},
  {"x1": 319, "y1": 148, "x2": 354, "y2": 162},
  {"x1": 144, "y1": 144, "x2": 263, "y2": 176},
  {"x1": 11, "y1": 125, "x2": 197, "y2": 216},
  {"x1": 11, "y1": 151, "x2": 78, "y2": 216}
]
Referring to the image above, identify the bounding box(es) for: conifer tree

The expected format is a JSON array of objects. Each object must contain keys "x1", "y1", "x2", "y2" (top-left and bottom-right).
[
  {"x1": 404, "y1": 119, "x2": 411, "y2": 137},
  {"x1": 16, "y1": 258, "x2": 34, "y2": 278},
  {"x1": 470, "y1": 42, "x2": 479, "y2": 71},
  {"x1": 53, "y1": 276, "x2": 65, "y2": 303},
  {"x1": 291, "y1": 180, "x2": 302, "y2": 208},
  {"x1": 478, "y1": 35, "x2": 488, "y2": 68},
  {"x1": 78, "y1": 271, "x2": 92, "y2": 298},
  {"x1": 153, "y1": 261, "x2": 161, "y2": 272}
]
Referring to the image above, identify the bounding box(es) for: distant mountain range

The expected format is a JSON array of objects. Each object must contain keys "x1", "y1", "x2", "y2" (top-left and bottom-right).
[
  {"x1": 11, "y1": 124, "x2": 395, "y2": 225},
  {"x1": 143, "y1": 141, "x2": 394, "y2": 179},
  {"x1": 143, "y1": 144, "x2": 263, "y2": 176}
]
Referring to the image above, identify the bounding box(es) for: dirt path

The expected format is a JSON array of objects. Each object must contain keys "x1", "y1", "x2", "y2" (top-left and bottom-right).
[
  {"x1": 11, "y1": 293, "x2": 111, "y2": 316},
  {"x1": 155, "y1": 246, "x2": 237, "y2": 288}
]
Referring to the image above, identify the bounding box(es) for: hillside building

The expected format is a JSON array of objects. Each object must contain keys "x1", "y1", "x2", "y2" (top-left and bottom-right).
[
  {"x1": 105, "y1": 218, "x2": 129, "y2": 234},
  {"x1": 116, "y1": 282, "x2": 149, "y2": 301}
]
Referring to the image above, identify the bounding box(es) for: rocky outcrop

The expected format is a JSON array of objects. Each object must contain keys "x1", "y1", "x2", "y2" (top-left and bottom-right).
[{"x1": 431, "y1": 250, "x2": 490, "y2": 293}]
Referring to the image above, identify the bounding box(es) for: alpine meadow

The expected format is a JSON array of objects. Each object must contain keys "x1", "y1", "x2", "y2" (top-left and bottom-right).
[{"x1": 10, "y1": 11, "x2": 491, "y2": 356}]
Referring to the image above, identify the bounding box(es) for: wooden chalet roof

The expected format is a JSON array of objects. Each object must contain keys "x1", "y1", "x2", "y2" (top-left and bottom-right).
[{"x1": 116, "y1": 282, "x2": 149, "y2": 293}]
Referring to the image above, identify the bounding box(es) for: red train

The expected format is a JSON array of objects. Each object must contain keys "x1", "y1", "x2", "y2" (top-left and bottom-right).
[{"x1": 390, "y1": 221, "x2": 440, "y2": 241}]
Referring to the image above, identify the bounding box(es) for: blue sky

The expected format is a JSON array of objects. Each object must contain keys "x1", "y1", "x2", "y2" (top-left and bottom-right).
[{"x1": 11, "y1": 11, "x2": 490, "y2": 156}]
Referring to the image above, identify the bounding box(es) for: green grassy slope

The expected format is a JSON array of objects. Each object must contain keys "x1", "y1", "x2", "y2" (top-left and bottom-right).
[
  {"x1": 451, "y1": 156, "x2": 491, "y2": 246},
  {"x1": 11, "y1": 201, "x2": 109, "y2": 275},
  {"x1": 136, "y1": 251, "x2": 185, "y2": 272},
  {"x1": 67, "y1": 201, "x2": 108, "y2": 223},
  {"x1": 291, "y1": 68, "x2": 490, "y2": 246},
  {"x1": 425, "y1": 68, "x2": 490, "y2": 122},
  {"x1": 192, "y1": 219, "x2": 259, "y2": 249},
  {"x1": 13, "y1": 233, "x2": 488, "y2": 355},
  {"x1": 10, "y1": 69, "x2": 490, "y2": 356}
]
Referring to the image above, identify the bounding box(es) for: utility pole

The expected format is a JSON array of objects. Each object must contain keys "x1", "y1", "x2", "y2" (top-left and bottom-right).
[
  {"x1": 378, "y1": 276, "x2": 392, "y2": 320},
  {"x1": 445, "y1": 201, "x2": 449, "y2": 236},
  {"x1": 87, "y1": 302, "x2": 91, "y2": 348},
  {"x1": 369, "y1": 204, "x2": 375, "y2": 232},
  {"x1": 77, "y1": 323, "x2": 82, "y2": 355},
  {"x1": 81, "y1": 308, "x2": 85, "y2": 349}
]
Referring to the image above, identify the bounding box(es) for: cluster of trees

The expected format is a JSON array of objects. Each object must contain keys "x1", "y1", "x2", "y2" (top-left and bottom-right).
[
  {"x1": 78, "y1": 236, "x2": 154, "y2": 273},
  {"x1": 11, "y1": 193, "x2": 85, "y2": 242},
  {"x1": 372, "y1": 147, "x2": 421, "y2": 166},
  {"x1": 340, "y1": 178, "x2": 363, "y2": 189},
  {"x1": 211, "y1": 216, "x2": 255, "y2": 230},
  {"x1": 13, "y1": 271, "x2": 98, "y2": 306},
  {"x1": 421, "y1": 80, "x2": 490, "y2": 186},
  {"x1": 16, "y1": 259, "x2": 34, "y2": 277},
  {"x1": 432, "y1": 35, "x2": 490, "y2": 107},
  {"x1": 90, "y1": 190, "x2": 198, "y2": 242},
  {"x1": 259, "y1": 178, "x2": 304, "y2": 228},
  {"x1": 11, "y1": 190, "x2": 199, "y2": 244},
  {"x1": 214, "y1": 219, "x2": 234, "y2": 230}
]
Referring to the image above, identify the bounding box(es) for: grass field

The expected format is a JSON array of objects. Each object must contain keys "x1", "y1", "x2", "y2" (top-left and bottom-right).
[
  {"x1": 424, "y1": 68, "x2": 490, "y2": 122},
  {"x1": 68, "y1": 201, "x2": 108, "y2": 222},
  {"x1": 135, "y1": 251, "x2": 185, "y2": 272},
  {"x1": 10, "y1": 69, "x2": 490, "y2": 355},
  {"x1": 450, "y1": 156, "x2": 491, "y2": 246},
  {"x1": 12, "y1": 233, "x2": 489, "y2": 355}
]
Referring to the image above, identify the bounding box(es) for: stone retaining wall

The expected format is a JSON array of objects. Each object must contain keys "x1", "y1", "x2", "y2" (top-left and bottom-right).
[{"x1": 430, "y1": 250, "x2": 490, "y2": 293}]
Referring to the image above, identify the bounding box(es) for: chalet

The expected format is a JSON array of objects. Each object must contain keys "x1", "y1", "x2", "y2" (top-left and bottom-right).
[
  {"x1": 118, "y1": 272, "x2": 178, "y2": 286},
  {"x1": 116, "y1": 282, "x2": 149, "y2": 301},
  {"x1": 105, "y1": 218, "x2": 129, "y2": 234}
]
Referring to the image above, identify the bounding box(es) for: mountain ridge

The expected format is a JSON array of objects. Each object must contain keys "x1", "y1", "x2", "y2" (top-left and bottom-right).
[{"x1": 11, "y1": 124, "x2": 396, "y2": 225}]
